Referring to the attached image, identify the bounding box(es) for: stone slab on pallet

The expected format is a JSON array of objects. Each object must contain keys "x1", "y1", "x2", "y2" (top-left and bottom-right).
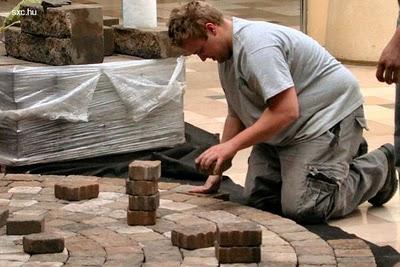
[
  {"x1": 23, "y1": 233, "x2": 65, "y2": 254},
  {"x1": 6, "y1": 215, "x2": 45, "y2": 235},
  {"x1": 113, "y1": 25, "x2": 183, "y2": 59},
  {"x1": 20, "y1": 4, "x2": 103, "y2": 39},
  {"x1": 104, "y1": 26, "x2": 114, "y2": 56},
  {"x1": 54, "y1": 181, "x2": 99, "y2": 201},
  {"x1": 5, "y1": 26, "x2": 104, "y2": 65}
]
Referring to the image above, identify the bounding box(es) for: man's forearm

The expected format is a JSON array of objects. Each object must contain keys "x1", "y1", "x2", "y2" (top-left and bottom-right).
[{"x1": 220, "y1": 114, "x2": 245, "y2": 143}]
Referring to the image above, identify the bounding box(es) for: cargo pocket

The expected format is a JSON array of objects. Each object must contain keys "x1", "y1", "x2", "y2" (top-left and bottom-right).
[{"x1": 298, "y1": 165, "x2": 340, "y2": 223}]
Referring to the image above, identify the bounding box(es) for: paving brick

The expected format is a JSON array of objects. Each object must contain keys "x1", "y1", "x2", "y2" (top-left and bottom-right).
[
  {"x1": 23, "y1": 232, "x2": 64, "y2": 254},
  {"x1": 128, "y1": 160, "x2": 161, "y2": 181},
  {"x1": 54, "y1": 181, "x2": 99, "y2": 201},
  {"x1": 217, "y1": 222, "x2": 262, "y2": 247},
  {"x1": 104, "y1": 26, "x2": 114, "y2": 56},
  {"x1": 127, "y1": 210, "x2": 156, "y2": 226},
  {"x1": 6, "y1": 215, "x2": 44, "y2": 235},
  {"x1": 103, "y1": 15, "x2": 119, "y2": 26},
  {"x1": 129, "y1": 192, "x2": 160, "y2": 211},
  {"x1": 0, "y1": 207, "x2": 9, "y2": 227},
  {"x1": 215, "y1": 244, "x2": 261, "y2": 264},
  {"x1": 171, "y1": 223, "x2": 216, "y2": 250},
  {"x1": 113, "y1": 25, "x2": 183, "y2": 59},
  {"x1": 125, "y1": 180, "x2": 158, "y2": 196}
]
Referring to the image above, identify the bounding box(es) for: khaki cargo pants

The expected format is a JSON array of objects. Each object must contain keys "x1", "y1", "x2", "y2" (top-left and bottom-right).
[{"x1": 244, "y1": 106, "x2": 389, "y2": 223}]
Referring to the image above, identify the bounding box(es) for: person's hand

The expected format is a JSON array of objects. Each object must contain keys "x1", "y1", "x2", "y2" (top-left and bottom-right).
[
  {"x1": 376, "y1": 30, "x2": 400, "y2": 84},
  {"x1": 189, "y1": 175, "x2": 221, "y2": 194},
  {"x1": 195, "y1": 142, "x2": 235, "y2": 175}
]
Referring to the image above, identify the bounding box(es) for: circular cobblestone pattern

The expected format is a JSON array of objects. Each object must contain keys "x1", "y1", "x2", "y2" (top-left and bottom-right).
[{"x1": 0, "y1": 173, "x2": 377, "y2": 267}]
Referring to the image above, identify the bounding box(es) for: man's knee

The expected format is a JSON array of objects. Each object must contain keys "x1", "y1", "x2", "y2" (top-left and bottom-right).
[
  {"x1": 282, "y1": 171, "x2": 338, "y2": 224},
  {"x1": 245, "y1": 176, "x2": 282, "y2": 215}
]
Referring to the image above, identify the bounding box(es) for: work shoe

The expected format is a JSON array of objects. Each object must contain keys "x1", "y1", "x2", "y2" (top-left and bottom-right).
[{"x1": 369, "y1": 143, "x2": 398, "y2": 206}]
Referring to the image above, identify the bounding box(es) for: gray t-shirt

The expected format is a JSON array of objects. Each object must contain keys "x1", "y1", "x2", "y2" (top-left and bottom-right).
[{"x1": 219, "y1": 17, "x2": 363, "y2": 146}]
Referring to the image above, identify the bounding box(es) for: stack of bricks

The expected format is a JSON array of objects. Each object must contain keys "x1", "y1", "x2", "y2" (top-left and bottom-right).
[
  {"x1": 4, "y1": 3, "x2": 104, "y2": 65},
  {"x1": 126, "y1": 160, "x2": 161, "y2": 226},
  {"x1": 215, "y1": 222, "x2": 262, "y2": 264}
]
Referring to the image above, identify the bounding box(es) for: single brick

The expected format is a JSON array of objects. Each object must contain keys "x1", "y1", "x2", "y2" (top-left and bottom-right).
[
  {"x1": 103, "y1": 15, "x2": 119, "y2": 26},
  {"x1": 127, "y1": 210, "x2": 156, "y2": 226},
  {"x1": 126, "y1": 180, "x2": 158, "y2": 196},
  {"x1": 171, "y1": 223, "x2": 216, "y2": 250},
  {"x1": 113, "y1": 26, "x2": 183, "y2": 59},
  {"x1": 128, "y1": 160, "x2": 161, "y2": 181},
  {"x1": 0, "y1": 207, "x2": 9, "y2": 227},
  {"x1": 104, "y1": 26, "x2": 114, "y2": 56},
  {"x1": 6, "y1": 216, "x2": 45, "y2": 235},
  {"x1": 215, "y1": 244, "x2": 261, "y2": 264},
  {"x1": 54, "y1": 181, "x2": 99, "y2": 201},
  {"x1": 23, "y1": 233, "x2": 64, "y2": 254},
  {"x1": 217, "y1": 222, "x2": 262, "y2": 247},
  {"x1": 128, "y1": 192, "x2": 159, "y2": 211}
]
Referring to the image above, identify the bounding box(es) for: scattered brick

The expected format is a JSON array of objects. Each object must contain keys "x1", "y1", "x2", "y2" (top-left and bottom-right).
[
  {"x1": 6, "y1": 215, "x2": 45, "y2": 235},
  {"x1": 217, "y1": 221, "x2": 262, "y2": 247},
  {"x1": 128, "y1": 160, "x2": 161, "y2": 181},
  {"x1": 127, "y1": 210, "x2": 156, "y2": 226},
  {"x1": 171, "y1": 223, "x2": 216, "y2": 250},
  {"x1": 129, "y1": 193, "x2": 160, "y2": 211},
  {"x1": 23, "y1": 232, "x2": 65, "y2": 254},
  {"x1": 215, "y1": 244, "x2": 261, "y2": 264},
  {"x1": 0, "y1": 207, "x2": 9, "y2": 227},
  {"x1": 54, "y1": 181, "x2": 99, "y2": 201},
  {"x1": 125, "y1": 180, "x2": 158, "y2": 196}
]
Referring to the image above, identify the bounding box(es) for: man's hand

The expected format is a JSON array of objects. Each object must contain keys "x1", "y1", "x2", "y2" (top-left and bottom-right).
[
  {"x1": 189, "y1": 175, "x2": 222, "y2": 193},
  {"x1": 195, "y1": 142, "x2": 235, "y2": 175},
  {"x1": 376, "y1": 28, "x2": 400, "y2": 84}
]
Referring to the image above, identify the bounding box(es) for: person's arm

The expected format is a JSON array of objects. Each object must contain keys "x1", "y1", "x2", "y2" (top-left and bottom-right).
[
  {"x1": 376, "y1": 0, "x2": 400, "y2": 84},
  {"x1": 190, "y1": 113, "x2": 245, "y2": 193},
  {"x1": 195, "y1": 86, "x2": 299, "y2": 174}
]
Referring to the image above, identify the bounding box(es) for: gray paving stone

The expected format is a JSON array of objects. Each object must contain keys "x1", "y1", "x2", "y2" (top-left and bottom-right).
[
  {"x1": 66, "y1": 256, "x2": 105, "y2": 266},
  {"x1": 142, "y1": 261, "x2": 180, "y2": 267},
  {"x1": 0, "y1": 260, "x2": 24, "y2": 267},
  {"x1": 334, "y1": 248, "x2": 374, "y2": 257},
  {"x1": 8, "y1": 187, "x2": 42, "y2": 194},
  {"x1": 21, "y1": 262, "x2": 63, "y2": 267},
  {"x1": 181, "y1": 247, "x2": 215, "y2": 258},
  {"x1": 328, "y1": 239, "x2": 370, "y2": 250},
  {"x1": 9, "y1": 200, "x2": 38, "y2": 208},
  {"x1": 297, "y1": 254, "x2": 336, "y2": 265},
  {"x1": 181, "y1": 256, "x2": 218, "y2": 266},
  {"x1": 104, "y1": 246, "x2": 143, "y2": 261},
  {"x1": 28, "y1": 248, "x2": 68, "y2": 263},
  {"x1": 160, "y1": 199, "x2": 197, "y2": 211},
  {"x1": 0, "y1": 253, "x2": 30, "y2": 262},
  {"x1": 6, "y1": 216, "x2": 44, "y2": 235},
  {"x1": 129, "y1": 231, "x2": 166, "y2": 242},
  {"x1": 197, "y1": 210, "x2": 245, "y2": 224}
]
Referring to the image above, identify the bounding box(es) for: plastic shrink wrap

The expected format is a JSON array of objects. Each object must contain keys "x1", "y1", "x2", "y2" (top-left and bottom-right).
[{"x1": 0, "y1": 57, "x2": 186, "y2": 166}]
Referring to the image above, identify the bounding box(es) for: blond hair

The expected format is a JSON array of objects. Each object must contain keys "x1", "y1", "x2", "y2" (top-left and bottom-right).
[{"x1": 168, "y1": 1, "x2": 224, "y2": 46}]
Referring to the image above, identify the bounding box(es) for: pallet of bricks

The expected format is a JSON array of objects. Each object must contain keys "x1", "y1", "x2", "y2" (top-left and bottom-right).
[{"x1": 126, "y1": 160, "x2": 160, "y2": 225}]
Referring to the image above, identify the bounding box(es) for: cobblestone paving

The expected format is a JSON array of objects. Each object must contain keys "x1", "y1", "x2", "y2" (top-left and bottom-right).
[{"x1": 0, "y1": 173, "x2": 377, "y2": 267}]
